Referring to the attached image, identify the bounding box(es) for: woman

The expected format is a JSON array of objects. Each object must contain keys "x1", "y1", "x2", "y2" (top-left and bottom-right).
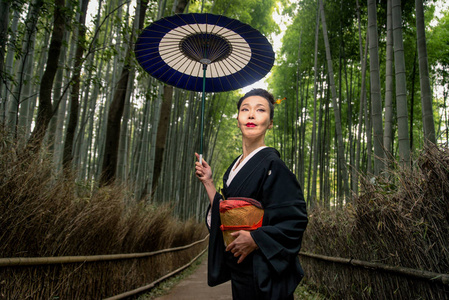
[{"x1": 195, "y1": 88, "x2": 308, "y2": 300}]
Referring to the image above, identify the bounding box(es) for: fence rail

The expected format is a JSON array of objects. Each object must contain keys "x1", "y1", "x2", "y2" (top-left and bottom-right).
[
  {"x1": 299, "y1": 251, "x2": 449, "y2": 285},
  {"x1": 0, "y1": 235, "x2": 209, "y2": 267}
]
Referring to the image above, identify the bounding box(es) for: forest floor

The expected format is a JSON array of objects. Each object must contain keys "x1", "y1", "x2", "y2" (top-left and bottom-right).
[{"x1": 138, "y1": 253, "x2": 325, "y2": 300}]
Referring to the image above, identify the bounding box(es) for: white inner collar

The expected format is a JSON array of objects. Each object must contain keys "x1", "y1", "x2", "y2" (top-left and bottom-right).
[{"x1": 226, "y1": 146, "x2": 267, "y2": 187}]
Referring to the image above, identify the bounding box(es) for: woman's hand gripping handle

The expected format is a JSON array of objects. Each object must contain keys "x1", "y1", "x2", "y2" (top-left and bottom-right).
[{"x1": 195, "y1": 153, "x2": 217, "y2": 206}]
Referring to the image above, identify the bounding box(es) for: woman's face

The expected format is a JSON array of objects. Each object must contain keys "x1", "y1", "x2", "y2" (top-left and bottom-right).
[{"x1": 237, "y1": 96, "x2": 273, "y2": 140}]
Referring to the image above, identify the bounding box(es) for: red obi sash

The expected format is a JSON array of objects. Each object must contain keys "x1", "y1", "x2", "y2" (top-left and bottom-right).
[{"x1": 219, "y1": 197, "x2": 264, "y2": 246}]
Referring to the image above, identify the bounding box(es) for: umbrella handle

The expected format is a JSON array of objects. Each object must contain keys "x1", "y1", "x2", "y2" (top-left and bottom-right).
[{"x1": 199, "y1": 154, "x2": 203, "y2": 165}]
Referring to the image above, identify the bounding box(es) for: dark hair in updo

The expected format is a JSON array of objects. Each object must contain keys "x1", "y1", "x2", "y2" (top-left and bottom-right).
[{"x1": 237, "y1": 88, "x2": 275, "y2": 120}]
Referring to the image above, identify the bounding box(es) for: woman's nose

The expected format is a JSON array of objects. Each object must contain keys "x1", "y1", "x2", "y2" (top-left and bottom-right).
[{"x1": 249, "y1": 110, "x2": 255, "y2": 119}]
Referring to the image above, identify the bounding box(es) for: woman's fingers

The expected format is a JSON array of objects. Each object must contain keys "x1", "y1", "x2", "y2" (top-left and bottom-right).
[
  {"x1": 237, "y1": 253, "x2": 247, "y2": 264},
  {"x1": 225, "y1": 231, "x2": 258, "y2": 264},
  {"x1": 195, "y1": 152, "x2": 209, "y2": 167},
  {"x1": 195, "y1": 162, "x2": 205, "y2": 175},
  {"x1": 194, "y1": 157, "x2": 206, "y2": 180},
  {"x1": 194, "y1": 153, "x2": 213, "y2": 184}
]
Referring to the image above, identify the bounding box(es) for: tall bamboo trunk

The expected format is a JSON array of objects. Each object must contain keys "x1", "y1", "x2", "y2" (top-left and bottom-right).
[
  {"x1": 310, "y1": 2, "x2": 320, "y2": 207},
  {"x1": 135, "y1": 98, "x2": 151, "y2": 200},
  {"x1": 151, "y1": 84, "x2": 173, "y2": 194},
  {"x1": 0, "y1": 0, "x2": 10, "y2": 101},
  {"x1": 367, "y1": 0, "x2": 385, "y2": 176},
  {"x1": 410, "y1": 50, "x2": 417, "y2": 151},
  {"x1": 301, "y1": 73, "x2": 310, "y2": 191},
  {"x1": 355, "y1": 32, "x2": 368, "y2": 196},
  {"x1": 147, "y1": 85, "x2": 163, "y2": 198},
  {"x1": 392, "y1": 0, "x2": 411, "y2": 167},
  {"x1": 317, "y1": 83, "x2": 324, "y2": 203},
  {"x1": 295, "y1": 33, "x2": 302, "y2": 184},
  {"x1": 117, "y1": 71, "x2": 135, "y2": 182},
  {"x1": 384, "y1": 0, "x2": 394, "y2": 158},
  {"x1": 1, "y1": 9, "x2": 20, "y2": 125},
  {"x1": 415, "y1": 0, "x2": 436, "y2": 144},
  {"x1": 50, "y1": 39, "x2": 69, "y2": 174},
  {"x1": 62, "y1": 0, "x2": 90, "y2": 176},
  {"x1": 324, "y1": 90, "x2": 331, "y2": 206}
]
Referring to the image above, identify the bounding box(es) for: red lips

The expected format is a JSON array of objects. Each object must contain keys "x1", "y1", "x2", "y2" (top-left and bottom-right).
[{"x1": 246, "y1": 123, "x2": 256, "y2": 127}]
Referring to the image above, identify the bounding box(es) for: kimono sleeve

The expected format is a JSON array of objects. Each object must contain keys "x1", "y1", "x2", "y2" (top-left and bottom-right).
[
  {"x1": 205, "y1": 192, "x2": 231, "y2": 286},
  {"x1": 250, "y1": 159, "x2": 308, "y2": 275}
]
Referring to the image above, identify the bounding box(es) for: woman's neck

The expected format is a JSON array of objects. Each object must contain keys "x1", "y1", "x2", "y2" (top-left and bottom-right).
[{"x1": 241, "y1": 137, "x2": 266, "y2": 160}]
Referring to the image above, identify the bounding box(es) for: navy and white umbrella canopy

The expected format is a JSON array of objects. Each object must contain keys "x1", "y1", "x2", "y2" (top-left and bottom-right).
[
  {"x1": 134, "y1": 13, "x2": 275, "y2": 93},
  {"x1": 134, "y1": 13, "x2": 274, "y2": 162}
]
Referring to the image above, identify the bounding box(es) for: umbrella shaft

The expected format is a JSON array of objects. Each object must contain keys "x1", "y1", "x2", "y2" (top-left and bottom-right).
[{"x1": 200, "y1": 64, "x2": 207, "y2": 160}]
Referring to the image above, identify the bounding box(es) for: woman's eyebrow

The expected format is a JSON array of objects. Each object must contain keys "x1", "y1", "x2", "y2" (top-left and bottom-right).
[{"x1": 241, "y1": 103, "x2": 267, "y2": 107}]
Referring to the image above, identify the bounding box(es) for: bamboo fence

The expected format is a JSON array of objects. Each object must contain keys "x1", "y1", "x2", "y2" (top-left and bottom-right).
[{"x1": 0, "y1": 235, "x2": 209, "y2": 299}]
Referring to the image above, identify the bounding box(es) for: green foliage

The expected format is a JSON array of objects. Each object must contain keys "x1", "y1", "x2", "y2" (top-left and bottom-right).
[
  {"x1": 428, "y1": 9, "x2": 449, "y2": 74},
  {"x1": 190, "y1": 0, "x2": 279, "y2": 37}
]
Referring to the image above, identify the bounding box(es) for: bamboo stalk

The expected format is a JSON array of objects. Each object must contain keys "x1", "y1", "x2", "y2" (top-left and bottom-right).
[
  {"x1": 0, "y1": 235, "x2": 208, "y2": 267},
  {"x1": 299, "y1": 252, "x2": 449, "y2": 285}
]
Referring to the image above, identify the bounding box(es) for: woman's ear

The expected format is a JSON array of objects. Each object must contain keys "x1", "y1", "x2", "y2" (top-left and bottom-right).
[{"x1": 268, "y1": 120, "x2": 273, "y2": 129}]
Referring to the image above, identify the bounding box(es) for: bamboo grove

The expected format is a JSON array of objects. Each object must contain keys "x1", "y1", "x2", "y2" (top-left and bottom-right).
[{"x1": 1, "y1": 0, "x2": 448, "y2": 218}]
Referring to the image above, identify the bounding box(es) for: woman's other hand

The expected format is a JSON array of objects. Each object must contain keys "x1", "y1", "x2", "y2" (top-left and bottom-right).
[{"x1": 226, "y1": 231, "x2": 259, "y2": 264}]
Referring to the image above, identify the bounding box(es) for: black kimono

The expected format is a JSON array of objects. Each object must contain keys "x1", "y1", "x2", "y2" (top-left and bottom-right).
[{"x1": 206, "y1": 147, "x2": 308, "y2": 300}]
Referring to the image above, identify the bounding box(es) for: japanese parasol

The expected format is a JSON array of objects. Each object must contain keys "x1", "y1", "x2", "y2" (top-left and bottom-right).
[{"x1": 134, "y1": 13, "x2": 275, "y2": 163}]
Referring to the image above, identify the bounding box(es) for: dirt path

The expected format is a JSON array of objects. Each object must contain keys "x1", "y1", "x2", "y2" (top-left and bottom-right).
[{"x1": 154, "y1": 258, "x2": 232, "y2": 300}]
